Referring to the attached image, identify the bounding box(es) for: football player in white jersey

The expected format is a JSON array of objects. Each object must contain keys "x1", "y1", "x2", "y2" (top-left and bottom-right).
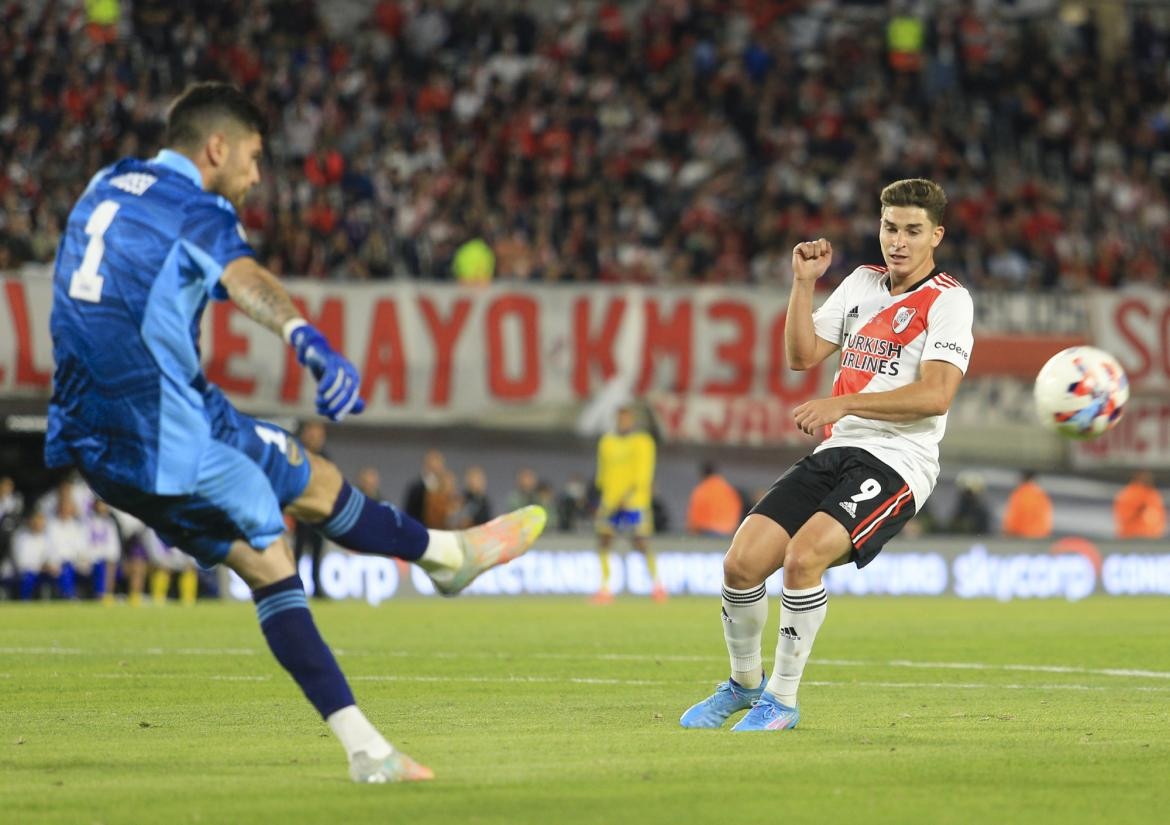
[{"x1": 681, "y1": 178, "x2": 974, "y2": 732}]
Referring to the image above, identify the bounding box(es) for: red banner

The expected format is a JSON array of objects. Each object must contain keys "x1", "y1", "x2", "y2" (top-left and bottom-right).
[
  {"x1": 1090, "y1": 289, "x2": 1170, "y2": 393},
  {"x1": 2, "y1": 275, "x2": 1121, "y2": 448},
  {"x1": 0, "y1": 277, "x2": 831, "y2": 442}
]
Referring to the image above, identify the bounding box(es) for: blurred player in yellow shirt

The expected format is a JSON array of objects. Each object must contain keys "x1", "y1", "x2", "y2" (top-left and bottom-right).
[{"x1": 593, "y1": 405, "x2": 664, "y2": 603}]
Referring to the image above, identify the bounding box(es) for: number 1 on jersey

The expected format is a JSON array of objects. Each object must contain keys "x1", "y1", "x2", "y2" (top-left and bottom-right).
[{"x1": 69, "y1": 199, "x2": 120, "y2": 303}]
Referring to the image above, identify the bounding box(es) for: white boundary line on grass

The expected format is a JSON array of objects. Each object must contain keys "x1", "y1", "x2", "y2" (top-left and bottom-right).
[
  {"x1": 75, "y1": 671, "x2": 1170, "y2": 693},
  {"x1": 6, "y1": 646, "x2": 1168, "y2": 681},
  {"x1": 0, "y1": 646, "x2": 84, "y2": 654}
]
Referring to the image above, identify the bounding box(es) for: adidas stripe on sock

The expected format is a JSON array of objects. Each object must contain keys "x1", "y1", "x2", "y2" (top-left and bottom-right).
[
  {"x1": 766, "y1": 584, "x2": 828, "y2": 706},
  {"x1": 721, "y1": 583, "x2": 768, "y2": 689}
]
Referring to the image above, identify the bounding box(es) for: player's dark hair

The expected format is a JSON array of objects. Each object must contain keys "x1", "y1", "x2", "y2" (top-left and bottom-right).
[
  {"x1": 880, "y1": 178, "x2": 947, "y2": 226},
  {"x1": 165, "y1": 82, "x2": 265, "y2": 150}
]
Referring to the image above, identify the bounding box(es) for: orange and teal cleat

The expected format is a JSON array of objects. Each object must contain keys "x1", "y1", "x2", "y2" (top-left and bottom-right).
[
  {"x1": 349, "y1": 749, "x2": 434, "y2": 783},
  {"x1": 431, "y1": 505, "x2": 547, "y2": 597}
]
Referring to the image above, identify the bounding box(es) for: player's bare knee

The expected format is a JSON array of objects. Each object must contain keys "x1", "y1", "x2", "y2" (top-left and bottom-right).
[
  {"x1": 723, "y1": 546, "x2": 767, "y2": 589},
  {"x1": 226, "y1": 537, "x2": 296, "y2": 590},
  {"x1": 288, "y1": 453, "x2": 343, "y2": 523},
  {"x1": 782, "y1": 541, "x2": 827, "y2": 585}
]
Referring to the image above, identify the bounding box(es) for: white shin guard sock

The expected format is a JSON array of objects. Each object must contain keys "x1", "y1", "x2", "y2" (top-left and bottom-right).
[
  {"x1": 327, "y1": 705, "x2": 393, "y2": 760},
  {"x1": 721, "y1": 583, "x2": 768, "y2": 689},
  {"x1": 420, "y1": 530, "x2": 462, "y2": 583},
  {"x1": 767, "y1": 584, "x2": 828, "y2": 706}
]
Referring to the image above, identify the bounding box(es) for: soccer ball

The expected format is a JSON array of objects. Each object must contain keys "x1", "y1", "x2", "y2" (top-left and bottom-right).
[{"x1": 1033, "y1": 346, "x2": 1129, "y2": 440}]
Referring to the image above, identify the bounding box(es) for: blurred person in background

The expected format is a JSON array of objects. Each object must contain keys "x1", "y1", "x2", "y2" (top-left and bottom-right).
[
  {"x1": 536, "y1": 480, "x2": 558, "y2": 519},
  {"x1": 556, "y1": 474, "x2": 593, "y2": 532},
  {"x1": 1114, "y1": 470, "x2": 1166, "y2": 539},
  {"x1": 13, "y1": 511, "x2": 56, "y2": 599},
  {"x1": 423, "y1": 468, "x2": 462, "y2": 529},
  {"x1": 355, "y1": 466, "x2": 383, "y2": 501},
  {"x1": 592, "y1": 404, "x2": 663, "y2": 604},
  {"x1": 0, "y1": 477, "x2": 23, "y2": 596},
  {"x1": 37, "y1": 474, "x2": 95, "y2": 520},
  {"x1": 45, "y1": 493, "x2": 86, "y2": 599},
  {"x1": 948, "y1": 471, "x2": 991, "y2": 536},
  {"x1": 109, "y1": 508, "x2": 154, "y2": 606},
  {"x1": 686, "y1": 462, "x2": 743, "y2": 537},
  {"x1": 453, "y1": 466, "x2": 492, "y2": 528},
  {"x1": 507, "y1": 467, "x2": 543, "y2": 511},
  {"x1": 145, "y1": 532, "x2": 201, "y2": 606},
  {"x1": 403, "y1": 449, "x2": 446, "y2": 522},
  {"x1": 81, "y1": 499, "x2": 122, "y2": 601},
  {"x1": 1002, "y1": 470, "x2": 1053, "y2": 538},
  {"x1": 294, "y1": 421, "x2": 329, "y2": 597},
  {"x1": 452, "y1": 230, "x2": 495, "y2": 285},
  {"x1": 0, "y1": 476, "x2": 24, "y2": 523}
]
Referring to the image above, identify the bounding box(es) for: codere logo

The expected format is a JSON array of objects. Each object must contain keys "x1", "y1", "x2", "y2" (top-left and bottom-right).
[{"x1": 933, "y1": 341, "x2": 970, "y2": 360}]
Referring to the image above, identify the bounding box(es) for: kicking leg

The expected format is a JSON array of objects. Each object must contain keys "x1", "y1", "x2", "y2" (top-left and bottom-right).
[
  {"x1": 733, "y1": 513, "x2": 850, "y2": 731},
  {"x1": 680, "y1": 515, "x2": 788, "y2": 728},
  {"x1": 226, "y1": 535, "x2": 432, "y2": 783},
  {"x1": 288, "y1": 453, "x2": 545, "y2": 596}
]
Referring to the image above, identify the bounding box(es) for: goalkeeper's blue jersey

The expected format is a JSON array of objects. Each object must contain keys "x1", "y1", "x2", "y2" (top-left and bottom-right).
[{"x1": 45, "y1": 150, "x2": 255, "y2": 495}]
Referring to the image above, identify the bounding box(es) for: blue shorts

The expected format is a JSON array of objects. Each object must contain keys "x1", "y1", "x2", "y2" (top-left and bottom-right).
[
  {"x1": 595, "y1": 507, "x2": 653, "y2": 538},
  {"x1": 80, "y1": 402, "x2": 312, "y2": 568}
]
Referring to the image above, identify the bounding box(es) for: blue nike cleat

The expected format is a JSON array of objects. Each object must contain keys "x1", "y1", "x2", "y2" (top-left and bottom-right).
[
  {"x1": 680, "y1": 676, "x2": 765, "y2": 728},
  {"x1": 730, "y1": 691, "x2": 799, "y2": 731}
]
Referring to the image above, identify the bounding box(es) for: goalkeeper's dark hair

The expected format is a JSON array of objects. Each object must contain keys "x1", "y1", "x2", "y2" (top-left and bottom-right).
[{"x1": 165, "y1": 82, "x2": 266, "y2": 150}]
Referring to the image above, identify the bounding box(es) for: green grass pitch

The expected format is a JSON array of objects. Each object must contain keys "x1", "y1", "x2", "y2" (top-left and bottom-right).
[{"x1": 2, "y1": 596, "x2": 1168, "y2": 824}]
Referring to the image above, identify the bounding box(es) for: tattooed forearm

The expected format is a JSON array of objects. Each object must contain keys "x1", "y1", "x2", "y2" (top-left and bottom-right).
[{"x1": 220, "y1": 258, "x2": 299, "y2": 336}]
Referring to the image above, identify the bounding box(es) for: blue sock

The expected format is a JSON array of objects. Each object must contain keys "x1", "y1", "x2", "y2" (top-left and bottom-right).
[
  {"x1": 93, "y1": 561, "x2": 108, "y2": 596},
  {"x1": 252, "y1": 575, "x2": 355, "y2": 718},
  {"x1": 58, "y1": 564, "x2": 76, "y2": 599},
  {"x1": 20, "y1": 572, "x2": 36, "y2": 600},
  {"x1": 322, "y1": 482, "x2": 428, "y2": 561}
]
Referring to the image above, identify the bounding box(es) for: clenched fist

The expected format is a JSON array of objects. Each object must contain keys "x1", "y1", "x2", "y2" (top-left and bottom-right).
[{"x1": 792, "y1": 238, "x2": 833, "y2": 283}]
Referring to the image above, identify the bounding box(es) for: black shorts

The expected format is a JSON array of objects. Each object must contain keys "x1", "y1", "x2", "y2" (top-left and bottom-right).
[{"x1": 749, "y1": 447, "x2": 916, "y2": 569}]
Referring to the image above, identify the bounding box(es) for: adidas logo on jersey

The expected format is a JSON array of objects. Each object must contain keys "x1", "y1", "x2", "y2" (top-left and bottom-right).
[
  {"x1": 779, "y1": 626, "x2": 801, "y2": 641},
  {"x1": 838, "y1": 500, "x2": 858, "y2": 518},
  {"x1": 847, "y1": 305, "x2": 859, "y2": 318}
]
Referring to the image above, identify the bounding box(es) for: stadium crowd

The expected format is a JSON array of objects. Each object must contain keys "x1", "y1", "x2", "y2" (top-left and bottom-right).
[{"x1": 1, "y1": 1, "x2": 1170, "y2": 288}]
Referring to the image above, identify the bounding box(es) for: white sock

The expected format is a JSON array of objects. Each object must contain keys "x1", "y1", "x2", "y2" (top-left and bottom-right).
[
  {"x1": 766, "y1": 584, "x2": 828, "y2": 707},
  {"x1": 419, "y1": 530, "x2": 462, "y2": 584},
  {"x1": 721, "y1": 583, "x2": 768, "y2": 689},
  {"x1": 326, "y1": 705, "x2": 392, "y2": 760}
]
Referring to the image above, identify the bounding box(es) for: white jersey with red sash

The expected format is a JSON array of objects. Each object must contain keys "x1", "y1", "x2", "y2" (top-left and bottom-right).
[{"x1": 811, "y1": 264, "x2": 974, "y2": 508}]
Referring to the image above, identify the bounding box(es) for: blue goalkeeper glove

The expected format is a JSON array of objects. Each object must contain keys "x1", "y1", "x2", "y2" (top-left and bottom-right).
[{"x1": 285, "y1": 320, "x2": 366, "y2": 421}]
